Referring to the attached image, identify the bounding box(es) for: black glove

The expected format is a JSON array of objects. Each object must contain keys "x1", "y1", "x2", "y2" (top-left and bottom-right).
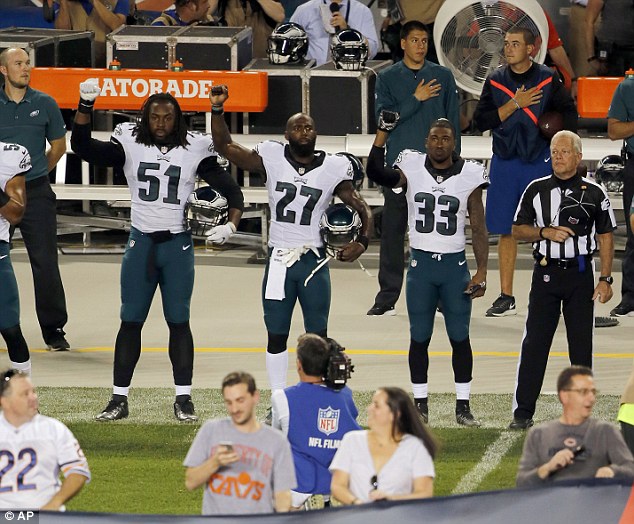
[{"x1": 377, "y1": 109, "x2": 400, "y2": 132}]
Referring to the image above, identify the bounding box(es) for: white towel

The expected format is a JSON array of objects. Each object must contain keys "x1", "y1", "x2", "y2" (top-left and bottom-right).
[{"x1": 265, "y1": 248, "x2": 288, "y2": 301}]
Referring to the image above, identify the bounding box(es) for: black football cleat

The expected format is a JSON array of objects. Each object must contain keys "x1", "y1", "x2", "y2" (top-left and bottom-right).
[
  {"x1": 174, "y1": 397, "x2": 198, "y2": 422},
  {"x1": 456, "y1": 408, "x2": 481, "y2": 427},
  {"x1": 415, "y1": 400, "x2": 429, "y2": 424},
  {"x1": 95, "y1": 398, "x2": 129, "y2": 422}
]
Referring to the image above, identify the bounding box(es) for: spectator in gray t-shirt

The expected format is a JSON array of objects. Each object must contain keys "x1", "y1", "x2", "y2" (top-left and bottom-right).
[{"x1": 184, "y1": 371, "x2": 296, "y2": 514}]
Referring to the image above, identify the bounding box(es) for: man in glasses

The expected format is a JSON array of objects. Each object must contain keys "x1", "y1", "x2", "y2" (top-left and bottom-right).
[
  {"x1": 516, "y1": 366, "x2": 634, "y2": 486},
  {"x1": 0, "y1": 370, "x2": 91, "y2": 510}
]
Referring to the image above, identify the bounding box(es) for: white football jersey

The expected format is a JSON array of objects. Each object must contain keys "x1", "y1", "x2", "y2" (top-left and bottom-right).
[
  {"x1": 396, "y1": 150, "x2": 488, "y2": 253},
  {"x1": 0, "y1": 414, "x2": 90, "y2": 510},
  {"x1": 257, "y1": 141, "x2": 354, "y2": 248},
  {"x1": 112, "y1": 123, "x2": 216, "y2": 233},
  {"x1": 0, "y1": 142, "x2": 31, "y2": 243}
]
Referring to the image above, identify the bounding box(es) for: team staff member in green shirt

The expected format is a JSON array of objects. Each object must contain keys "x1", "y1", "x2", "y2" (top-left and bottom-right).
[{"x1": 0, "y1": 48, "x2": 70, "y2": 351}]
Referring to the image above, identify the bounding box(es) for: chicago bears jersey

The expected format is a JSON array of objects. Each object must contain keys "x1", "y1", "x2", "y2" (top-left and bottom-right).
[
  {"x1": 396, "y1": 150, "x2": 488, "y2": 253},
  {"x1": 112, "y1": 123, "x2": 216, "y2": 233},
  {"x1": 256, "y1": 141, "x2": 353, "y2": 248},
  {"x1": 0, "y1": 142, "x2": 31, "y2": 243},
  {"x1": 0, "y1": 414, "x2": 90, "y2": 510}
]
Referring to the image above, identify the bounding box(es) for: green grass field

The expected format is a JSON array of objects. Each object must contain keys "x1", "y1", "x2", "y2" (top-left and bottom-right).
[{"x1": 35, "y1": 387, "x2": 622, "y2": 514}]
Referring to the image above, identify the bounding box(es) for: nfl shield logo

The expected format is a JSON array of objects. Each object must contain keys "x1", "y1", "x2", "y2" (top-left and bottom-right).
[{"x1": 317, "y1": 407, "x2": 340, "y2": 436}]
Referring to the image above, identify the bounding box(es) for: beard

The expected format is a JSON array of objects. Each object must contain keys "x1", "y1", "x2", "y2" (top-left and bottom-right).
[
  {"x1": 7, "y1": 77, "x2": 29, "y2": 89},
  {"x1": 288, "y1": 136, "x2": 316, "y2": 157}
]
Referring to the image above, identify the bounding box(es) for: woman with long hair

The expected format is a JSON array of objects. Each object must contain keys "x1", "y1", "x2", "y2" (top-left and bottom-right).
[{"x1": 330, "y1": 387, "x2": 437, "y2": 504}]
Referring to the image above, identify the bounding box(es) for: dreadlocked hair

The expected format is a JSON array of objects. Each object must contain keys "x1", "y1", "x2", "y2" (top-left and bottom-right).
[{"x1": 133, "y1": 92, "x2": 190, "y2": 148}]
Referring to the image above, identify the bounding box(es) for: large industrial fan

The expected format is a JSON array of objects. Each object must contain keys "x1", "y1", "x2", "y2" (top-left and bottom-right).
[{"x1": 434, "y1": 0, "x2": 549, "y2": 96}]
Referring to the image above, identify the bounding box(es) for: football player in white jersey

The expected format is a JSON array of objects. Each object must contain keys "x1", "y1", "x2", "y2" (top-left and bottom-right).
[
  {"x1": 0, "y1": 370, "x2": 90, "y2": 510},
  {"x1": 0, "y1": 142, "x2": 32, "y2": 377},
  {"x1": 71, "y1": 83, "x2": 244, "y2": 422},
  {"x1": 209, "y1": 85, "x2": 372, "y2": 393},
  {"x1": 367, "y1": 117, "x2": 489, "y2": 427}
]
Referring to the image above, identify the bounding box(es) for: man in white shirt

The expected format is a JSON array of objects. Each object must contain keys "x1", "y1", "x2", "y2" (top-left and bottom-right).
[
  {"x1": 290, "y1": 0, "x2": 379, "y2": 66},
  {"x1": 0, "y1": 370, "x2": 90, "y2": 510}
]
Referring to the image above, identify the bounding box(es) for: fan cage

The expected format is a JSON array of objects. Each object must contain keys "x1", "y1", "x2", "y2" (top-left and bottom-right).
[{"x1": 435, "y1": 1, "x2": 548, "y2": 95}]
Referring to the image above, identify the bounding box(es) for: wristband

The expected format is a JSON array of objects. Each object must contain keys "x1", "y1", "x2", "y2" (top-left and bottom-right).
[
  {"x1": 356, "y1": 235, "x2": 369, "y2": 250},
  {"x1": 587, "y1": 56, "x2": 597, "y2": 63},
  {"x1": 539, "y1": 227, "x2": 548, "y2": 239},
  {"x1": 0, "y1": 188, "x2": 9, "y2": 208},
  {"x1": 78, "y1": 98, "x2": 95, "y2": 114},
  {"x1": 211, "y1": 105, "x2": 224, "y2": 115},
  {"x1": 512, "y1": 98, "x2": 521, "y2": 110}
]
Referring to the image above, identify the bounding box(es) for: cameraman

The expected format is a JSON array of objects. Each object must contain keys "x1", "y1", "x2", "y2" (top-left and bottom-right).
[{"x1": 271, "y1": 334, "x2": 360, "y2": 510}]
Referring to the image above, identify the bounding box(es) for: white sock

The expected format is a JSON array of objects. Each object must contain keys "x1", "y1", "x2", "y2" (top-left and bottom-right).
[
  {"x1": 175, "y1": 385, "x2": 192, "y2": 397},
  {"x1": 113, "y1": 386, "x2": 129, "y2": 397},
  {"x1": 455, "y1": 381, "x2": 472, "y2": 401},
  {"x1": 266, "y1": 352, "x2": 288, "y2": 391},
  {"x1": 411, "y1": 383, "x2": 428, "y2": 398},
  {"x1": 10, "y1": 360, "x2": 31, "y2": 377}
]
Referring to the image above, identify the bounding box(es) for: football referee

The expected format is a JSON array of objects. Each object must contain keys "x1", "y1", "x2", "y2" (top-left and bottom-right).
[{"x1": 509, "y1": 130, "x2": 617, "y2": 430}]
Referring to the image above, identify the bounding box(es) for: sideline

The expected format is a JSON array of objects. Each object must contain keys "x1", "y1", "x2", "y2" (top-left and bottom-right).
[{"x1": 452, "y1": 431, "x2": 523, "y2": 495}]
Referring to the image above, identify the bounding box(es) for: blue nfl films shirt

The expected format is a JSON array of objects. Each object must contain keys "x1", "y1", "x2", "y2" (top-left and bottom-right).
[{"x1": 285, "y1": 382, "x2": 360, "y2": 494}]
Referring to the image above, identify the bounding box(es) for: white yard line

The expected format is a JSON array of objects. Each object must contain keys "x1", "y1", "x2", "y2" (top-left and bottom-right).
[{"x1": 451, "y1": 431, "x2": 523, "y2": 495}]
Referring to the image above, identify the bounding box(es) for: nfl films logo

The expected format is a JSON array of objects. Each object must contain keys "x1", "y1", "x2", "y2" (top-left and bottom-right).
[{"x1": 317, "y1": 407, "x2": 340, "y2": 436}]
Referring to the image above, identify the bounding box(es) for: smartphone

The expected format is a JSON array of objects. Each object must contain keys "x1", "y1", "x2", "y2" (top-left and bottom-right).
[
  {"x1": 572, "y1": 445, "x2": 585, "y2": 457},
  {"x1": 464, "y1": 284, "x2": 483, "y2": 295},
  {"x1": 211, "y1": 85, "x2": 224, "y2": 96},
  {"x1": 219, "y1": 441, "x2": 233, "y2": 453}
]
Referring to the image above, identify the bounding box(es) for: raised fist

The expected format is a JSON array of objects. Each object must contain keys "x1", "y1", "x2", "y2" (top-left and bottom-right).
[
  {"x1": 378, "y1": 110, "x2": 400, "y2": 132},
  {"x1": 79, "y1": 80, "x2": 101, "y2": 102}
]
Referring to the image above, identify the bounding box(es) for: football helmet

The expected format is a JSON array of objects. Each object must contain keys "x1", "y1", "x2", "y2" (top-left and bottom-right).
[
  {"x1": 185, "y1": 186, "x2": 228, "y2": 237},
  {"x1": 594, "y1": 155, "x2": 625, "y2": 193},
  {"x1": 267, "y1": 22, "x2": 309, "y2": 65},
  {"x1": 330, "y1": 29, "x2": 368, "y2": 71},
  {"x1": 337, "y1": 152, "x2": 365, "y2": 190},
  {"x1": 319, "y1": 203, "x2": 362, "y2": 257}
]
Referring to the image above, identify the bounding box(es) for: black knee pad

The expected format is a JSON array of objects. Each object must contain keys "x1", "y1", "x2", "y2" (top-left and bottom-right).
[
  {"x1": 267, "y1": 333, "x2": 289, "y2": 355},
  {"x1": 1, "y1": 324, "x2": 29, "y2": 363},
  {"x1": 408, "y1": 338, "x2": 431, "y2": 383},
  {"x1": 450, "y1": 337, "x2": 473, "y2": 383}
]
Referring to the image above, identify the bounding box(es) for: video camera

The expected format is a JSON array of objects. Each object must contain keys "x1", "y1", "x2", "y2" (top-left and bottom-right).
[{"x1": 323, "y1": 338, "x2": 354, "y2": 390}]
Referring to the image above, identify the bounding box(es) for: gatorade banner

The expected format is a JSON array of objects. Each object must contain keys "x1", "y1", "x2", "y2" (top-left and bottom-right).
[
  {"x1": 29, "y1": 68, "x2": 268, "y2": 112},
  {"x1": 35, "y1": 479, "x2": 634, "y2": 524}
]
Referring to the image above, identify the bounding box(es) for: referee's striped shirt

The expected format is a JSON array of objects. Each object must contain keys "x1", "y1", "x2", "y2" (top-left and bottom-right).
[{"x1": 513, "y1": 173, "x2": 617, "y2": 259}]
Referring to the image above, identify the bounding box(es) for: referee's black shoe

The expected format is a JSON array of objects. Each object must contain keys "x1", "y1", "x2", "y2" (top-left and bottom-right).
[
  {"x1": 367, "y1": 303, "x2": 396, "y2": 316},
  {"x1": 508, "y1": 417, "x2": 534, "y2": 430}
]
